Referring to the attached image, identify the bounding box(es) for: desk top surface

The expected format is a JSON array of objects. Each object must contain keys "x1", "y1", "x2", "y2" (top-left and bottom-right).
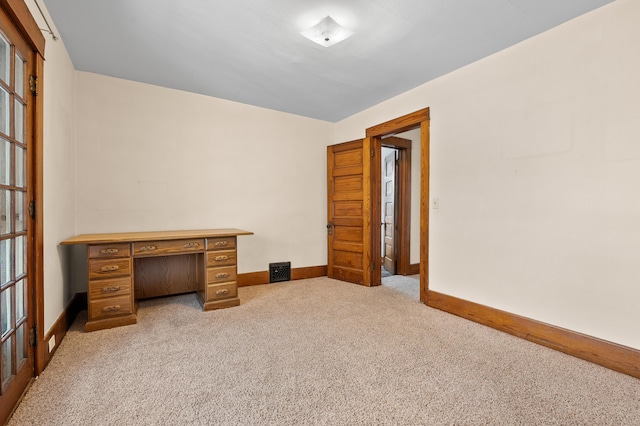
[{"x1": 60, "y1": 228, "x2": 253, "y2": 245}]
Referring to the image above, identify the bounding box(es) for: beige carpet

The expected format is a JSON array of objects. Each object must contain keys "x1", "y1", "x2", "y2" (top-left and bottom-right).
[
  {"x1": 382, "y1": 273, "x2": 420, "y2": 300},
  {"x1": 9, "y1": 277, "x2": 640, "y2": 425}
]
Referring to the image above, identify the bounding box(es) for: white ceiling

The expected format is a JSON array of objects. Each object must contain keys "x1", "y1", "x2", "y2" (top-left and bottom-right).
[{"x1": 42, "y1": 0, "x2": 614, "y2": 122}]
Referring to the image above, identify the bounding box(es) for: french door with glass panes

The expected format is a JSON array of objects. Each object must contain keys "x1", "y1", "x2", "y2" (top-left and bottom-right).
[{"x1": 0, "y1": 7, "x2": 36, "y2": 421}]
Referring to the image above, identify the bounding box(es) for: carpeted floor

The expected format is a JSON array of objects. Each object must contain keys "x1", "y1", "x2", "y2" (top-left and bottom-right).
[
  {"x1": 8, "y1": 277, "x2": 640, "y2": 425},
  {"x1": 382, "y1": 273, "x2": 420, "y2": 300}
]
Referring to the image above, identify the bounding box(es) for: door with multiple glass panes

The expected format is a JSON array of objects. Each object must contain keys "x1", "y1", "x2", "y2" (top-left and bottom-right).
[{"x1": 0, "y1": 7, "x2": 35, "y2": 419}]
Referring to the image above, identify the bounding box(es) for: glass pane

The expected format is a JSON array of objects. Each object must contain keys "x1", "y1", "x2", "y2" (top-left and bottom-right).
[
  {"x1": 16, "y1": 323, "x2": 26, "y2": 367},
  {"x1": 15, "y1": 235, "x2": 24, "y2": 278},
  {"x1": 1, "y1": 286, "x2": 11, "y2": 335},
  {"x1": 0, "y1": 238, "x2": 11, "y2": 286},
  {"x1": 0, "y1": 87, "x2": 8, "y2": 136},
  {"x1": 0, "y1": 34, "x2": 9, "y2": 85},
  {"x1": 1, "y1": 335, "x2": 13, "y2": 385},
  {"x1": 15, "y1": 279, "x2": 24, "y2": 321},
  {"x1": 15, "y1": 190, "x2": 23, "y2": 232},
  {"x1": 16, "y1": 323, "x2": 29, "y2": 371},
  {"x1": 15, "y1": 145, "x2": 24, "y2": 188},
  {"x1": 15, "y1": 54, "x2": 24, "y2": 98},
  {"x1": 0, "y1": 189, "x2": 10, "y2": 235},
  {"x1": 15, "y1": 99, "x2": 24, "y2": 143},
  {"x1": 0, "y1": 138, "x2": 9, "y2": 185}
]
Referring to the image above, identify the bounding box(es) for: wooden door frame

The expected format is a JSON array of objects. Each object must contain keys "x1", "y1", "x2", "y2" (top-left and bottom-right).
[
  {"x1": 366, "y1": 108, "x2": 430, "y2": 303},
  {"x1": 0, "y1": 0, "x2": 45, "y2": 375}
]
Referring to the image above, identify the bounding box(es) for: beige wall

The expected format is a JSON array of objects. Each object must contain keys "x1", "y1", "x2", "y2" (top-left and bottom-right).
[
  {"x1": 25, "y1": 1, "x2": 77, "y2": 332},
  {"x1": 336, "y1": 0, "x2": 640, "y2": 349},
  {"x1": 74, "y1": 72, "x2": 333, "y2": 277}
]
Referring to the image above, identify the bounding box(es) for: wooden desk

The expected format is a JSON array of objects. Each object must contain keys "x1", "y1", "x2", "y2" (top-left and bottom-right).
[{"x1": 61, "y1": 229, "x2": 253, "y2": 332}]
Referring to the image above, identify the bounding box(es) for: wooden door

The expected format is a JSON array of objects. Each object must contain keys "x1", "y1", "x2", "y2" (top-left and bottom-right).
[
  {"x1": 327, "y1": 140, "x2": 371, "y2": 285},
  {"x1": 0, "y1": 6, "x2": 37, "y2": 423},
  {"x1": 382, "y1": 151, "x2": 397, "y2": 274}
]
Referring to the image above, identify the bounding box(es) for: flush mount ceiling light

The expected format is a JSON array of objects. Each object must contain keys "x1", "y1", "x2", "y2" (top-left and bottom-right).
[{"x1": 300, "y1": 16, "x2": 354, "y2": 47}]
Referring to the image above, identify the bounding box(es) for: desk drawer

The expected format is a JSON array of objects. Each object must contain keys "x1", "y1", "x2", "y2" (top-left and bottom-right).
[
  {"x1": 207, "y1": 250, "x2": 237, "y2": 267},
  {"x1": 133, "y1": 239, "x2": 205, "y2": 256},
  {"x1": 89, "y1": 258, "x2": 132, "y2": 280},
  {"x1": 207, "y1": 237, "x2": 236, "y2": 251},
  {"x1": 89, "y1": 277, "x2": 132, "y2": 300},
  {"x1": 89, "y1": 294, "x2": 133, "y2": 321},
  {"x1": 207, "y1": 266, "x2": 237, "y2": 284},
  {"x1": 206, "y1": 282, "x2": 237, "y2": 301},
  {"x1": 89, "y1": 243, "x2": 131, "y2": 259}
]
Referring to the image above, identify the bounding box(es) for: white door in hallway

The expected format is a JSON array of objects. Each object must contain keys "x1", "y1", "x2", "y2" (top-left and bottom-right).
[{"x1": 382, "y1": 150, "x2": 397, "y2": 275}]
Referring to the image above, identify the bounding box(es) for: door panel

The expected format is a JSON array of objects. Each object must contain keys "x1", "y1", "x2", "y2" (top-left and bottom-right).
[
  {"x1": 333, "y1": 226, "x2": 362, "y2": 242},
  {"x1": 327, "y1": 140, "x2": 370, "y2": 285},
  {"x1": 0, "y1": 6, "x2": 36, "y2": 423},
  {"x1": 383, "y1": 151, "x2": 397, "y2": 274}
]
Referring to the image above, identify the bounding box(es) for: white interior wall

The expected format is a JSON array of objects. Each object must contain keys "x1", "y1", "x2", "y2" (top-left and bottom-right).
[
  {"x1": 25, "y1": 0, "x2": 77, "y2": 332},
  {"x1": 32, "y1": 0, "x2": 640, "y2": 351},
  {"x1": 74, "y1": 72, "x2": 332, "y2": 282},
  {"x1": 336, "y1": 0, "x2": 640, "y2": 350}
]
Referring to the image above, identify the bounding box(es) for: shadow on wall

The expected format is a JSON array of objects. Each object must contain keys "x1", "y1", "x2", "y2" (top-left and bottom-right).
[{"x1": 57, "y1": 244, "x2": 88, "y2": 297}]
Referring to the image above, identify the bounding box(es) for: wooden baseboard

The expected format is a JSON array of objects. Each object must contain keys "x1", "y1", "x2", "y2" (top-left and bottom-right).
[
  {"x1": 408, "y1": 263, "x2": 420, "y2": 275},
  {"x1": 238, "y1": 265, "x2": 327, "y2": 287},
  {"x1": 237, "y1": 270, "x2": 269, "y2": 287},
  {"x1": 42, "y1": 292, "x2": 87, "y2": 367},
  {"x1": 427, "y1": 290, "x2": 640, "y2": 379}
]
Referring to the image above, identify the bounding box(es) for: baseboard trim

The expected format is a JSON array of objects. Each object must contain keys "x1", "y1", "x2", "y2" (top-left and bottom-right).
[
  {"x1": 238, "y1": 265, "x2": 327, "y2": 287},
  {"x1": 237, "y1": 270, "x2": 269, "y2": 287},
  {"x1": 427, "y1": 290, "x2": 640, "y2": 379},
  {"x1": 43, "y1": 292, "x2": 87, "y2": 367},
  {"x1": 409, "y1": 263, "x2": 420, "y2": 275}
]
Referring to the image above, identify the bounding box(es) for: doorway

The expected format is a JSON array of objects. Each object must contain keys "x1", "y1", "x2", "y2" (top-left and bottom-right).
[
  {"x1": 379, "y1": 134, "x2": 414, "y2": 279},
  {"x1": 379, "y1": 133, "x2": 420, "y2": 301},
  {"x1": 367, "y1": 108, "x2": 430, "y2": 303}
]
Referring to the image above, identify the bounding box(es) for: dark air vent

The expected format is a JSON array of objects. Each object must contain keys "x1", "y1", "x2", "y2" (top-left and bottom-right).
[{"x1": 269, "y1": 262, "x2": 291, "y2": 283}]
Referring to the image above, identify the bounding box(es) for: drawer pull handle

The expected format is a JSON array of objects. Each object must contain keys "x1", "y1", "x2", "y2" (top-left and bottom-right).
[
  {"x1": 102, "y1": 286, "x2": 121, "y2": 293},
  {"x1": 100, "y1": 265, "x2": 120, "y2": 272},
  {"x1": 214, "y1": 241, "x2": 228, "y2": 247},
  {"x1": 102, "y1": 305, "x2": 121, "y2": 313},
  {"x1": 100, "y1": 248, "x2": 119, "y2": 254},
  {"x1": 139, "y1": 245, "x2": 157, "y2": 252},
  {"x1": 215, "y1": 273, "x2": 229, "y2": 279},
  {"x1": 184, "y1": 242, "x2": 200, "y2": 248},
  {"x1": 216, "y1": 289, "x2": 229, "y2": 296},
  {"x1": 215, "y1": 255, "x2": 229, "y2": 261}
]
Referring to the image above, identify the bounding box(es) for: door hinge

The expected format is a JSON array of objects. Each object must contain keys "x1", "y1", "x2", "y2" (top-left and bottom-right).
[
  {"x1": 28, "y1": 200, "x2": 36, "y2": 219},
  {"x1": 30, "y1": 325, "x2": 38, "y2": 347},
  {"x1": 370, "y1": 148, "x2": 375, "y2": 157},
  {"x1": 29, "y1": 75, "x2": 38, "y2": 96}
]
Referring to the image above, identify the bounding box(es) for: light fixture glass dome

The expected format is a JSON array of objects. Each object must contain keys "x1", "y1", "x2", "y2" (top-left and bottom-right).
[{"x1": 300, "y1": 16, "x2": 354, "y2": 47}]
